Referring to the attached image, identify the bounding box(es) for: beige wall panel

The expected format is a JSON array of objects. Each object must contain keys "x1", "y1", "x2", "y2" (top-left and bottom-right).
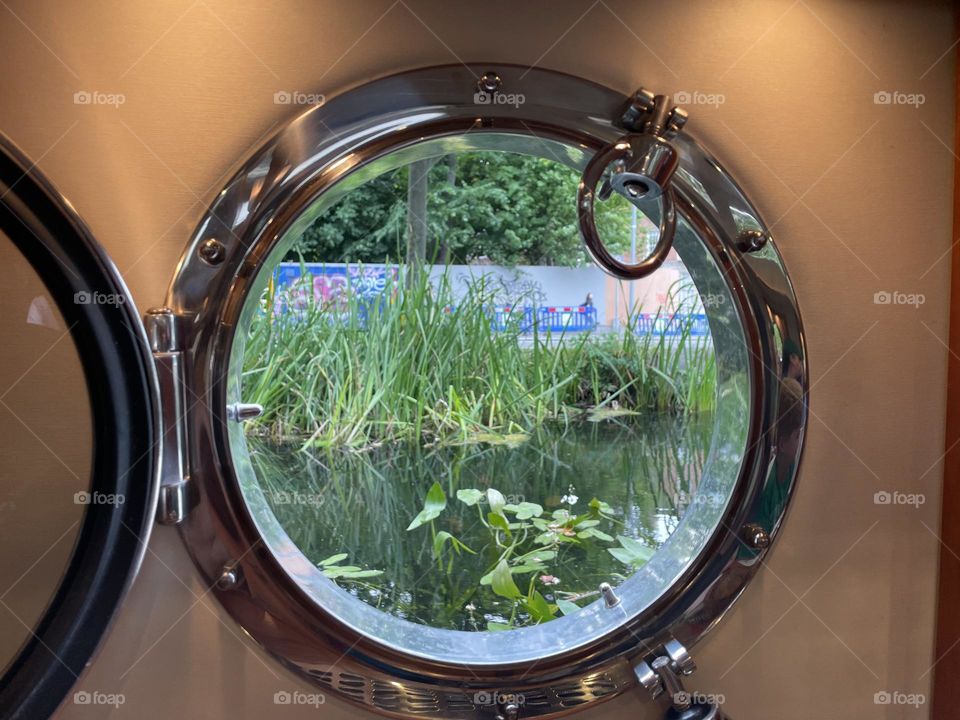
[{"x1": 0, "y1": 1, "x2": 952, "y2": 718}]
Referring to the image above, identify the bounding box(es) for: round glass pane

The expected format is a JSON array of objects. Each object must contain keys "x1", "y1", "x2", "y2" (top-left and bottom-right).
[
  {"x1": 0, "y1": 229, "x2": 91, "y2": 673},
  {"x1": 227, "y1": 133, "x2": 749, "y2": 656}
]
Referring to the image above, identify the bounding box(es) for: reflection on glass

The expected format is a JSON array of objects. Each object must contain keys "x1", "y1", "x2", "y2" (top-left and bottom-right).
[
  {"x1": 0, "y1": 232, "x2": 91, "y2": 673},
  {"x1": 234, "y1": 145, "x2": 737, "y2": 632}
]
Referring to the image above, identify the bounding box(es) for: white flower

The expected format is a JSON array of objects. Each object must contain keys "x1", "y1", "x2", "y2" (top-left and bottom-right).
[{"x1": 560, "y1": 493, "x2": 578, "y2": 506}]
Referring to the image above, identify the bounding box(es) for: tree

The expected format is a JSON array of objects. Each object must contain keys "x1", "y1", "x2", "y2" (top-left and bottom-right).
[
  {"x1": 291, "y1": 151, "x2": 636, "y2": 266},
  {"x1": 405, "y1": 157, "x2": 439, "y2": 268}
]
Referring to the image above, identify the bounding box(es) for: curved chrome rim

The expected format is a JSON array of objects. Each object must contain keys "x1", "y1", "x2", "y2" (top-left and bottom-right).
[{"x1": 167, "y1": 64, "x2": 806, "y2": 717}]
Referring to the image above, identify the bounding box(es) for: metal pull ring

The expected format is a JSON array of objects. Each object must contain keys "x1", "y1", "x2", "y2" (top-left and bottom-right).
[
  {"x1": 577, "y1": 138, "x2": 678, "y2": 280},
  {"x1": 577, "y1": 90, "x2": 687, "y2": 281}
]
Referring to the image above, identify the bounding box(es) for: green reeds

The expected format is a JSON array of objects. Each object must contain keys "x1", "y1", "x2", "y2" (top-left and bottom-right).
[{"x1": 240, "y1": 266, "x2": 716, "y2": 448}]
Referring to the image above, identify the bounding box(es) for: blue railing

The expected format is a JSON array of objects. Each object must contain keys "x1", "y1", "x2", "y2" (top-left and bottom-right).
[
  {"x1": 491, "y1": 305, "x2": 537, "y2": 332},
  {"x1": 537, "y1": 306, "x2": 598, "y2": 332},
  {"x1": 634, "y1": 313, "x2": 710, "y2": 337}
]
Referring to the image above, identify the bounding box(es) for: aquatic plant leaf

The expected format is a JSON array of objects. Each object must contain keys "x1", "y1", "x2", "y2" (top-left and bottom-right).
[
  {"x1": 587, "y1": 407, "x2": 640, "y2": 421},
  {"x1": 491, "y1": 560, "x2": 522, "y2": 599},
  {"x1": 513, "y1": 549, "x2": 557, "y2": 563},
  {"x1": 318, "y1": 553, "x2": 349, "y2": 567},
  {"x1": 433, "y1": 530, "x2": 475, "y2": 558},
  {"x1": 556, "y1": 598, "x2": 581, "y2": 616},
  {"x1": 336, "y1": 569, "x2": 384, "y2": 579},
  {"x1": 407, "y1": 481, "x2": 447, "y2": 530},
  {"x1": 523, "y1": 591, "x2": 555, "y2": 623},
  {"x1": 578, "y1": 528, "x2": 614, "y2": 542},
  {"x1": 608, "y1": 535, "x2": 655, "y2": 568},
  {"x1": 456, "y1": 488, "x2": 484, "y2": 506},
  {"x1": 504, "y1": 501, "x2": 544, "y2": 520},
  {"x1": 589, "y1": 498, "x2": 615, "y2": 515}
]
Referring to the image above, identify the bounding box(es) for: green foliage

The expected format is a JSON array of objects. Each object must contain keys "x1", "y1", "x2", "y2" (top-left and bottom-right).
[
  {"x1": 292, "y1": 151, "x2": 635, "y2": 266},
  {"x1": 396, "y1": 483, "x2": 653, "y2": 629},
  {"x1": 406, "y1": 481, "x2": 447, "y2": 531},
  {"x1": 318, "y1": 553, "x2": 383, "y2": 580},
  {"x1": 241, "y1": 269, "x2": 716, "y2": 446},
  {"x1": 607, "y1": 536, "x2": 656, "y2": 568}
]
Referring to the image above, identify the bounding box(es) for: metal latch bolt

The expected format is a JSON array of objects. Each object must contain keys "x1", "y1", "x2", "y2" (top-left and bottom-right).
[{"x1": 634, "y1": 640, "x2": 729, "y2": 719}]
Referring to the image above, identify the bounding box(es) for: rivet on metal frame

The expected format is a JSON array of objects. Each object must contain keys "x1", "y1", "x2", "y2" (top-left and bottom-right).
[
  {"x1": 741, "y1": 523, "x2": 771, "y2": 550},
  {"x1": 216, "y1": 562, "x2": 242, "y2": 590}
]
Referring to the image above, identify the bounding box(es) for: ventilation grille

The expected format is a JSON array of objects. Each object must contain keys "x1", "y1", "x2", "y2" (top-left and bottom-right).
[{"x1": 304, "y1": 665, "x2": 622, "y2": 718}]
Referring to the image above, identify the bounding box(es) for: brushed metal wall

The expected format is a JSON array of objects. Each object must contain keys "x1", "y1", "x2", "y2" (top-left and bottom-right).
[{"x1": 0, "y1": 1, "x2": 953, "y2": 718}]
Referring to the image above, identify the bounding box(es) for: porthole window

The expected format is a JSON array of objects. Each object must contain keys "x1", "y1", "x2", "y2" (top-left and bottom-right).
[
  {"x1": 232, "y1": 136, "x2": 745, "y2": 640},
  {"x1": 158, "y1": 65, "x2": 805, "y2": 719}
]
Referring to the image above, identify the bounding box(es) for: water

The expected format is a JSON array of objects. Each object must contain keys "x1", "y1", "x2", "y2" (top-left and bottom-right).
[{"x1": 248, "y1": 415, "x2": 714, "y2": 631}]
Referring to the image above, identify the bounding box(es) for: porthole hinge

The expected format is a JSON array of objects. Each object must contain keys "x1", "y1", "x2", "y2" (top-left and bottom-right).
[
  {"x1": 145, "y1": 307, "x2": 191, "y2": 525},
  {"x1": 634, "y1": 640, "x2": 729, "y2": 719}
]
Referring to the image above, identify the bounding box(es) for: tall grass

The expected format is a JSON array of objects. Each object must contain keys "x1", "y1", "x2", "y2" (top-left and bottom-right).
[{"x1": 240, "y1": 266, "x2": 716, "y2": 448}]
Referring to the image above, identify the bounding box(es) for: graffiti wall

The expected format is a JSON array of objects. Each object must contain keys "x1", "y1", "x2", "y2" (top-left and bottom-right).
[
  {"x1": 272, "y1": 264, "x2": 398, "y2": 312},
  {"x1": 273, "y1": 261, "x2": 703, "y2": 330}
]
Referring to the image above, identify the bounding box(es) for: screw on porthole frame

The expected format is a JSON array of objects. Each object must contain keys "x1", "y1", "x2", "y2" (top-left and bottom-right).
[
  {"x1": 738, "y1": 229, "x2": 768, "y2": 253},
  {"x1": 476, "y1": 71, "x2": 502, "y2": 96},
  {"x1": 198, "y1": 237, "x2": 226, "y2": 265}
]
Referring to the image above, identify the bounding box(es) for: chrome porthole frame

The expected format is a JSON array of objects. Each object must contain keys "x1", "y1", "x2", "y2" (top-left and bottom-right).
[{"x1": 161, "y1": 64, "x2": 807, "y2": 718}]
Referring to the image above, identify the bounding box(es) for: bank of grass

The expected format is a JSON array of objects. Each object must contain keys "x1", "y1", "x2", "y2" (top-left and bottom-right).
[{"x1": 241, "y1": 268, "x2": 716, "y2": 448}]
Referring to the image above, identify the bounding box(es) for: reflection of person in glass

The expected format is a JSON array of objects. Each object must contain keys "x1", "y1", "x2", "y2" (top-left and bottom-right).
[{"x1": 782, "y1": 337, "x2": 804, "y2": 383}]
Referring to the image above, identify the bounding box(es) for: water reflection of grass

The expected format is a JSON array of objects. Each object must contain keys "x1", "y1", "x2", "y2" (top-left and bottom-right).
[
  {"x1": 250, "y1": 416, "x2": 713, "y2": 630},
  {"x1": 241, "y1": 269, "x2": 716, "y2": 449}
]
